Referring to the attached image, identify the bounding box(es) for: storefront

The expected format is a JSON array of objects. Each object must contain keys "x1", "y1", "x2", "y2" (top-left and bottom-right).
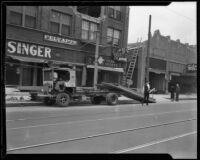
[
  {"x1": 85, "y1": 55, "x2": 124, "y2": 86},
  {"x1": 169, "y1": 64, "x2": 197, "y2": 93},
  {"x1": 5, "y1": 37, "x2": 84, "y2": 87},
  {"x1": 149, "y1": 58, "x2": 167, "y2": 93},
  {"x1": 5, "y1": 40, "x2": 53, "y2": 86}
]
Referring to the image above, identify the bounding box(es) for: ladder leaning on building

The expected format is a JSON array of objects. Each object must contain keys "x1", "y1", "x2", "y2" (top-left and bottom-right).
[{"x1": 121, "y1": 46, "x2": 142, "y2": 88}]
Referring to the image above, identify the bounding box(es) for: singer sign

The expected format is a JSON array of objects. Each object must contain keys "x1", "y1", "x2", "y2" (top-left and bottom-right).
[{"x1": 7, "y1": 41, "x2": 52, "y2": 59}]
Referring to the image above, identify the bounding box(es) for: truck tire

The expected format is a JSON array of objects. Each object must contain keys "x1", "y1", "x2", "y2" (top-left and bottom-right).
[
  {"x1": 56, "y1": 93, "x2": 70, "y2": 107},
  {"x1": 43, "y1": 97, "x2": 55, "y2": 105},
  {"x1": 91, "y1": 96, "x2": 103, "y2": 105},
  {"x1": 106, "y1": 93, "x2": 118, "y2": 105}
]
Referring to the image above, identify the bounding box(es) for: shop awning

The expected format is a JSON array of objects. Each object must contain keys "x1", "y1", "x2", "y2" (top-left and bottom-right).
[
  {"x1": 7, "y1": 55, "x2": 46, "y2": 63},
  {"x1": 170, "y1": 72, "x2": 181, "y2": 76},
  {"x1": 87, "y1": 65, "x2": 124, "y2": 72},
  {"x1": 149, "y1": 68, "x2": 166, "y2": 74}
]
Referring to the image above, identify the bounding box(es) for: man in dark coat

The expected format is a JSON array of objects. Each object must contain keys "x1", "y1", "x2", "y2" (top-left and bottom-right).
[
  {"x1": 175, "y1": 83, "x2": 180, "y2": 101},
  {"x1": 170, "y1": 84, "x2": 175, "y2": 101},
  {"x1": 142, "y1": 82, "x2": 150, "y2": 106}
]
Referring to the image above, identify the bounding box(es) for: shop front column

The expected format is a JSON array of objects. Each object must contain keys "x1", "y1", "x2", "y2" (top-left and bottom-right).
[
  {"x1": 81, "y1": 66, "x2": 87, "y2": 86},
  {"x1": 165, "y1": 61, "x2": 170, "y2": 94},
  {"x1": 33, "y1": 64, "x2": 38, "y2": 86},
  {"x1": 19, "y1": 63, "x2": 23, "y2": 86}
]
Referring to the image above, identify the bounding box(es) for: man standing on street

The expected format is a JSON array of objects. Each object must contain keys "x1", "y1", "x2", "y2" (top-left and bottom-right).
[
  {"x1": 170, "y1": 84, "x2": 175, "y2": 101},
  {"x1": 142, "y1": 81, "x2": 150, "y2": 106},
  {"x1": 175, "y1": 83, "x2": 180, "y2": 101}
]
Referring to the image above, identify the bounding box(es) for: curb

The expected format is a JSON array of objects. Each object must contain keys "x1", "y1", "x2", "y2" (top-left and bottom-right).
[{"x1": 6, "y1": 102, "x2": 44, "y2": 107}]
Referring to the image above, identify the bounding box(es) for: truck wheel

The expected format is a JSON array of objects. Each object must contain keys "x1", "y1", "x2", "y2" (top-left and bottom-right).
[
  {"x1": 43, "y1": 97, "x2": 55, "y2": 105},
  {"x1": 106, "y1": 93, "x2": 118, "y2": 105},
  {"x1": 56, "y1": 93, "x2": 70, "y2": 107},
  {"x1": 91, "y1": 96, "x2": 103, "y2": 105}
]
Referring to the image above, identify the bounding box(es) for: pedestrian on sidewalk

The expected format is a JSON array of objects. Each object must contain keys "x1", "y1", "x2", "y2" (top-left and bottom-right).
[
  {"x1": 175, "y1": 83, "x2": 180, "y2": 101},
  {"x1": 170, "y1": 84, "x2": 175, "y2": 101},
  {"x1": 142, "y1": 81, "x2": 150, "y2": 106}
]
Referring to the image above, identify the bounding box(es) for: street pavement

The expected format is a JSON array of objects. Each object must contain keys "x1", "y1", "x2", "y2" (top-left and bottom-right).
[{"x1": 5, "y1": 99, "x2": 197, "y2": 158}]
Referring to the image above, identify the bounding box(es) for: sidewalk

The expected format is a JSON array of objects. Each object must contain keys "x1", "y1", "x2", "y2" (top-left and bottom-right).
[{"x1": 5, "y1": 93, "x2": 197, "y2": 107}]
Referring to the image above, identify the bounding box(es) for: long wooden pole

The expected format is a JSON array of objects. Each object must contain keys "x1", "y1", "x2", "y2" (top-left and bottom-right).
[{"x1": 146, "y1": 15, "x2": 151, "y2": 82}]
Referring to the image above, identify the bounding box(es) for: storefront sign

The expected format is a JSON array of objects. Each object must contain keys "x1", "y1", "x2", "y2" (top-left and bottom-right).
[
  {"x1": 112, "y1": 48, "x2": 128, "y2": 62},
  {"x1": 187, "y1": 64, "x2": 197, "y2": 72},
  {"x1": 44, "y1": 34, "x2": 77, "y2": 45},
  {"x1": 7, "y1": 41, "x2": 52, "y2": 59},
  {"x1": 86, "y1": 56, "x2": 123, "y2": 68},
  {"x1": 112, "y1": 47, "x2": 142, "y2": 62}
]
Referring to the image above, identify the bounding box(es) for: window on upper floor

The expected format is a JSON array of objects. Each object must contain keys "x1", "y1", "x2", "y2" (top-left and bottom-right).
[
  {"x1": 108, "y1": 6, "x2": 121, "y2": 21},
  {"x1": 10, "y1": 11, "x2": 22, "y2": 25},
  {"x1": 81, "y1": 20, "x2": 98, "y2": 42},
  {"x1": 9, "y1": 6, "x2": 37, "y2": 29},
  {"x1": 77, "y1": 6, "x2": 101, "y2": 18},
  {"x1": 50, "y1": 10, "x2": 72, "y2": 36},
  {"x1": 25, "y1": 6, "x2": 37, "y2": 28},
  {"x1": 107, "y1": 28, "x2": 121, "y2": 46}
]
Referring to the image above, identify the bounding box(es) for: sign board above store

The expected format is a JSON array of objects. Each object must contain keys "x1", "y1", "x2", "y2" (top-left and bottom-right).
[
  {"x1": 7, "y1": 40, "x2": 52, "y2": 59},
  {"x1": 44, "y1": 34, "x2": 77, "y2": 45},
  {"x1": 86, "y1": 56, "x2": 123, "y2": 68},
  {"x1": 187, "y1": 64, "x2": 197, "y2": 72}
]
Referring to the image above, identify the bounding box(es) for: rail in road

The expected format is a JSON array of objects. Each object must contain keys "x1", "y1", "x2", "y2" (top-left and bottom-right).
[{"x1": 6, "y1": 102, "x2": 197, "y2": 157}]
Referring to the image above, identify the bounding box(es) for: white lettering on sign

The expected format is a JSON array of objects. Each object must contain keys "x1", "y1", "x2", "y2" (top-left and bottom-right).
[
  {"x1": 187, "y1": 64, "x2": 197, "y2": 71},
  {"x1": 8, "y1": 41, "x2": 16, "y2": 53},
  {"x1": 44, "y1": 34, "x2": 77, "y2": 45},
  {"x1": 7, "y1": 41, "x2": 52, "y2": 59}
]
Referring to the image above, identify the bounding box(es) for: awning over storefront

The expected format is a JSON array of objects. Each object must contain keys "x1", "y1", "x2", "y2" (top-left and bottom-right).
[
  {"x1": 87, "y1": 65, "x2": 124, "y2": 72},
  {"x1": 149, "y1": 68, "x2": 166, "y2": 74},
  {"x1": 7, "y1": 55, "x2": 46, "y2": 63},
  {"x1": 7, "y1": 55, "x2": 85, "y2": 66},
  {"x1": 170, "y1": 72, "x2": 181, "y2": 76}
]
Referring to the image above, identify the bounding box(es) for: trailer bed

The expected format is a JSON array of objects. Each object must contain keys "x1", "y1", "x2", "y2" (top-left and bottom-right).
[{"x1": 98, "y1": 82, "x2": 156, "y2": 103}]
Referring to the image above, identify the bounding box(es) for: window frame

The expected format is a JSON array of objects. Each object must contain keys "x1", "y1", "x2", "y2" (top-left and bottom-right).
[
  {"x1": 107, "y1": 27, "x2": 121, "y2": 46},
  {"x1": 50, "y1": 10, "x2": 72, "y2": 36},
  {"x1": 8, "y1": 6, "x2": 37, "y2": 29},
  {"x1": 81, "y1": 20, "x2": 98, "y2": 42},
  {"x1": 108, "y1": 6, "x2": 121, "y2": 21}
]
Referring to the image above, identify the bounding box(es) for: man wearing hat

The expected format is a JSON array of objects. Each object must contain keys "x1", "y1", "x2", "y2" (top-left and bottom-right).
[{"x1": 142, "y1": 81, "x2": 150, "y2": 106}]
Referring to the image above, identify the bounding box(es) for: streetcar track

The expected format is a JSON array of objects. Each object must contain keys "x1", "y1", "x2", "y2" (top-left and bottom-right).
[
  {"x1": 7, "y1": 118, "x2": 196, "y2": 152},
  {"x1": 112, "y1": 131, "x2": 197, "y2": 153},
  {"x1": 7, "y1": 109, "x2": 196, "y2": 130}
]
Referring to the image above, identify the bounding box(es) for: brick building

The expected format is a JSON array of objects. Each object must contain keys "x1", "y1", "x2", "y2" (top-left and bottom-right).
[
  {"x1": 5, "y1": 6, "x2": 129, "y2": 88},
  {"x1": 128, "y1": 29, "x2": 197, "y2": 93}
]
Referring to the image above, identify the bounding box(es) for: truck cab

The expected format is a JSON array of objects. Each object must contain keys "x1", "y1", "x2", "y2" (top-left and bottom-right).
[{"x1": 43, "y1": 67, "x2": 76, "y2": 92}]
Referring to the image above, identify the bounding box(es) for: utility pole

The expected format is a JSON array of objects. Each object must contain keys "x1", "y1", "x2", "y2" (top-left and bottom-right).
[
  {"x1": 93, "y1": 31, "x2": 100, "y2": 90},
  {"x1": 145, "y1": 15, "x2": 151, "y2": 83}
]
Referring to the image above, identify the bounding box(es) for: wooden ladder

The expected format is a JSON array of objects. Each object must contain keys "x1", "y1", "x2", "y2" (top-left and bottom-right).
[{"x1": 121, "y1": 47, "x2": 141, "y2": 87}]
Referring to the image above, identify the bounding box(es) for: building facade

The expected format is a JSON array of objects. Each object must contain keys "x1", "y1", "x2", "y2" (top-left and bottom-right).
[
  {"x1": 128, "y1": 30, "x2": 197, "y2": 94},
  {"x1": 5, "y1": 6, "x2": 129, "y2": 88}
]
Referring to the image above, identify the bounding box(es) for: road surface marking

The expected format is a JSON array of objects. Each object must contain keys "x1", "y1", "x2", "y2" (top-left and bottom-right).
[
  {"x1": 112, "y1": 131, "x2": 197, "y2": 153},
  {"x1": 7, "y1": 120, "x2": 196, "y2": 152},
  {"x1": 7, "y1": 109, "x2": 196, "y2": 130}
]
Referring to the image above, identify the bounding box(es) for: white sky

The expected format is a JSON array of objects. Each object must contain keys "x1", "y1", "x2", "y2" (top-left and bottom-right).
[{"x1": 128, "y1": 2, "x2": 196, "y2": 45}]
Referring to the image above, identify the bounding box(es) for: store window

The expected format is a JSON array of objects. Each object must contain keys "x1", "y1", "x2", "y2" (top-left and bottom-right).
[
  {"x1": 107, "y1": 28, "x2": 120, "y2": 45},
  {"x1": 108, "y1": 6, "x2": 121, "y2": 20},
  {"x1": 81, "y1": 20, "x2": 98, "y2": 41},
  {"x1": 50, "y1": 10, "x2": 72, "y2": 36},
  {"x1": 5, "y1": 63, "x2": 20, "y2": 85}
]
